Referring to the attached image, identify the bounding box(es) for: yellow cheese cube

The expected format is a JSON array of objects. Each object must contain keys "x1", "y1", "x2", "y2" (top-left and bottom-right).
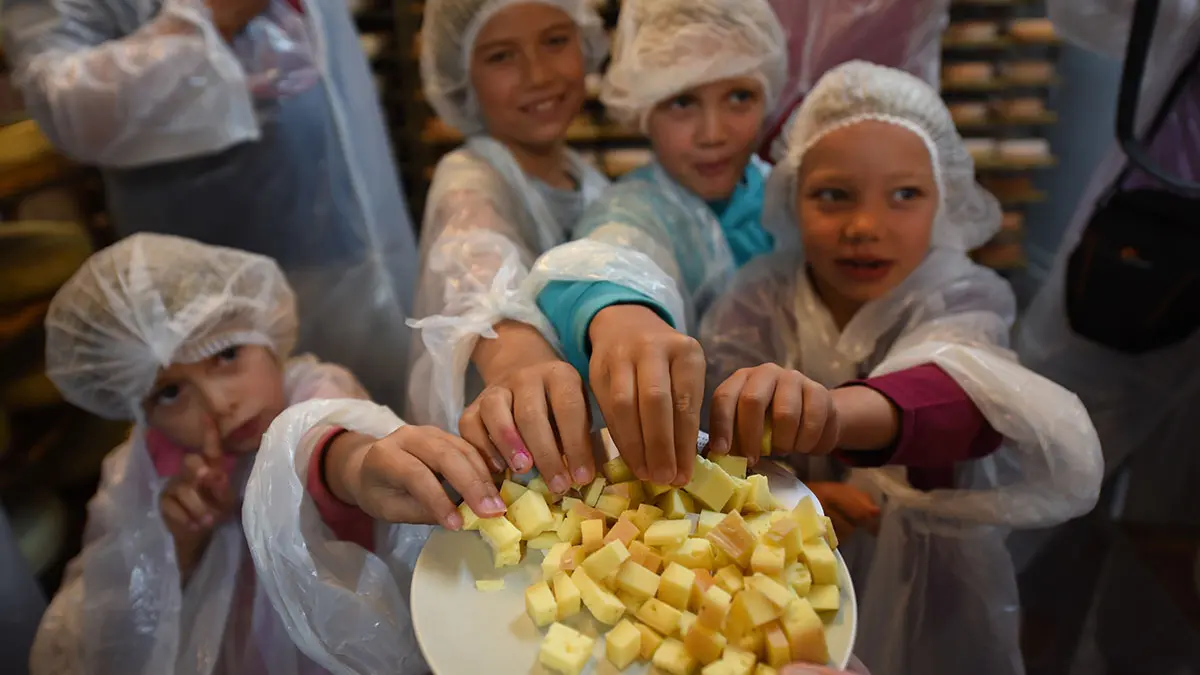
[
  {"x1": 561, "y1": 496, "x2": 582, "y2": 512},
  {"x1": 605, "y1": 481, "x2": 646, "y2": 509},
  {"x1": 701, "y1": 662, "x2": 738, "y2": 675},
  {"x1": 559, "y1": 545, "x2": 586, "y2": 573},
  {"x1": 712, "y1": 454, "x2": 748, "y2": 480},
  {"x1": 528, "y1": 476, "x2": 562, "y2": 504},
  {"x1": 666, "y1": 538, "x2": 716, "y2": 571},
  {"x1": 680, "y1": 609, "x2": 699, "y2": 638},
  {"x1": 654, "y1": 637, "x2": 698, "y2": 675},
  {"x1": 478, "y1": 516, "x2": 522, "y2": 550},
  {"x1": 616, "y1": 559, "x2": 662, "y2": 599},
  {"x1": 596, "y1": 493, "x2": 632, "y2": 521},
  {"x1": 571, "y1": 568, "x2": 627, "y2": 625},
  {"x1": 553, "y1": 572, "x2": 582, "y2": 619},
  {"x1": 799, "y1": 540, "x2": 838, "y2": 585},
  {"x1": 823, "y1": 516, "x2": 839, "y2": 550},
  {"x1": 808, "y1": 584, "x2": 840, "y2": 614},
  {"x1": 557, "y1": 508, "x2": 584, "y2": 545},
  {"x1": 500, "y1": 479, "x2": 528, "y2": 506},
  {"x1": 539, "y1": 622, "x2": 595, "y2": 675},
  {"x1": 603, "y1": 454, "x2": 635, "y2": 484},
  {"x1": 475, "y1": 579, "x2": 505, "y2": 592},
  {"x1": 526, "y1": 581, "x2": 559, "y2": 627},
  {"x1": 726, "y1": 478, "x2": 752, "y2": 513},
  {"x1": 552, "y1": 511, "x2": 565, "y2": 530},
  {"x1": 528, "y1": 532, "x2": 564, "y2": 550},
  {"x1": 720, "y1": 648, "x2": 758, "y2": 675},
  {"x1": 635, "y1": 620, "x2": 665, "y2": 661},
  {"x1": 584, "y1": 476, "x2": 608, "y2": 507},
  {"x1": 605, "y1": 517, "x2": 641, "y2": 547},
  {"x1": 697, "y1": 584, "x2": 732, "y2": 630},
  {"x1": 763, "y1": 517, "x2": 802, "y2": 560},
  {"x1": 743, "y1": 513, "x2": 775, "y2": 541},
  {"x1": 684, "y1": 624, "x2": 728, "y2": 665},
  {"x1": 750, "y1": 544, "x2": 786, "y2": 577},
  {"x1": 645, "y1": 519, "x2": 693, "y2": 548},
  {"x1": 494, "y1": 542, "x2": 522, "y2": 568},
  {"x1": 742, "y1": 475, "x2": 773, "y2": 513},
  {"x1": 755, "y1": 665, "x2": 778, "y2": 675},
  {"x1": 729, "y1": 589, "x2": 782, "y2": 633},
  {"x1": 763, "y1": 621, "x2": 790, "y2": 668},
  {"x1": 684, "y1": 456, "x2": 738, "y2": 512},
  {"x1": 733, "y1": 629, "x2": 765, "y2": 659},
  {"x1": 543, "y1": 542, "x2": 570, "y2": 580},
  {"x1": 706, "y1": 512, "x2": 756, "y2": 569},
  {"x1": 581, "y1": 518, "x2": 607, "y2": 554},
  {"x1": 785, "y1": 563, "x2": 812, "y2": 597},
  {"x1": 616, "y1": 589, "x2": 648, "y2": 614},
  {"x1": 792, "y1": 497, "x2": 826, "y2": 542},
  {"x1": 646, "y1": 482, "x2": 674, "y2": 498},
  {"x1": 606, "y1": 618, "x2": 642, "y2": 671},
  {"x1": 781, "y1": 598, "x2": 829, "y2": 664},
  {"x1": 747, "y1": 574, "x2": 793, "y2": 610},
  {"x1": 659, "y1": 489, "x2": 697, "y2": 519},
  {"x1": 583, "y1": 540, "x2": 632, "y2": 580},
  {"x1": 659, "y1": 562, "x2": 697, "y2": 610},
  {"x1": 636, "y1": 598, "x2": 683, "y2": 636},
  {"x1": 633, "y1": 503, "x2": 666, "y2": 531},
  {"x1": 697, "y1": 510, "x2": 727, "y2": 537},
  {"x1": 714, "y1": 565, "x2": 746, "y2": 595},
  {"x1": 509, "y1": 489, "x2": 556, "y2": 539},
  {"x1": 459, "y1": 503, "x2": 483, "y2": 531}
]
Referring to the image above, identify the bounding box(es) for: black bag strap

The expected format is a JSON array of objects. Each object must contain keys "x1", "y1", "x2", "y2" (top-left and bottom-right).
[{"x1": 1111, "y1": 0, "x2": 1200, "y2": 197}]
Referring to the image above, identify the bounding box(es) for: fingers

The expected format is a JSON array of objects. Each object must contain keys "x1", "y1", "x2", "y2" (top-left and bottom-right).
[
  {"x1": 170, "y1": 482, "x2": 216, "y2": 528},
  {"x1": 668, "y1": 345, "x2": 704, "y2": 486},
  {"x1": 598, "y1": 360, "x2": 647, "y2": 481},
  {"x1": 511, "y1": 378, "x2": 571, "y2": 494},
  {"x1": 735, "y1": 367, "x2": 777, "y2": 466},
  {"x1": 161, "y1": 493, "x2": 200, "y2": 532},
  {"x1": 544, "y1": 367, "x2": 594, "y2": 486},
  {"x1": 458, "y1": 404, "x2": 506, "y2": 474},
  {"x1": 811, "y1": 399, "x2": 841, "y2": 457},
  {"x1": 201, "y1": 417, "x2": 224, "y2": 465},
  {"x1": 835, "y1": 487, "x2": 881, "y2": 523},
  {"x1": 770, "y1": 369, "x2": 806, "y2": 455},
  {"x1": 374, "y1": 429, "x2": 506, "y2": 528},
  {"x1": 476, "y1": 388, "x2": 534, "y2": 473},
  {"x1": 636, "y1": 354, "x2": 677, "y2": 485},
  {"x1": 794, "y1": 380, "x2": 831, "y2": 455},
  {"x1": 708, "y1": 370, "x2": 747, "y2": 457}
]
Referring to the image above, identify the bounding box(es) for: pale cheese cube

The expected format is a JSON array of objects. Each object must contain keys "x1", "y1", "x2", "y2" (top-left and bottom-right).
[
  {"x1": 781, "y1": 598, "x2": 829, "y2": 664},
  {"x1": 720, "y1": 648, "x2": 759, "y2": 675},
  {"x1": 755, "y1": 665, "x2": 778, "y2": 675},
  {"x1": 728, "y1": 589, "x2": 781, "y2": 635},
  {"x1": 823, "y1": 516, "x2": 839, "y2": 550},
  {"x1": 726, "y1": 478, "x2": 752, "y2": 513},
  {"x1": 697, "y1": 510, "x2": 726, "y2": 537},
  {"x1": 583, "y1": 540, "x2": 632, "y2": 580},
  {"x1": 679, "y1": 609, "x2": 698, "y2": 636},
  {"x1": 494, "y1": 542, "x2": 522, "y2": 568},
  {"x1": 557, "y1": 508, "x2": 584, "y2": 545},
  {"x1": 636, "y1": 598, "x2": 683, "y2": 636},
  {"x1": 659, "y1": 489, "x2": 696, "y2": 519},
  {"x1": 606, "y1": 618, "x2": 642, "y2": 671},
  {"x1": 603, "y1": 454, "x2": 635, "y2": 483},
  {"x1": 526, "y1": 581, "x2": 559, "y2": 627},
  {"x1": 750, "y1": 544, "x2": 786, "y2": 577},
  {"x1": 763, "y1": 622, "x2": 790, "y2": 668},
  {"x1": 742, "y1": 475, "x2": 772, "y2": 513},
  {"x1": 747, "y1": 574, "x2": 793, "y2": 610},
  {"x1": 459, "y1": 503, "x2": 483, "y2": 531},
  {"x1": 658, "y1": 562, "x2": 697, "y2": 611},
  {"x1": 528, "y1": 532, "x2": 564, "y2": 550},
  {"x1": 633, "y1": 503, "x2": 665, "y2": 531},
  {"x1": 499, "y1": 479, "x2": 527, "y2": 506},
  {"x1": 571, "y1": 567, "x2": 627, "y2": 625},
  {"x1": 697, "y1": 584, "x2": 732, "y2": 630},
  {"x1": 763, "y1": 517, "x2": 802, "y2": 560},
  {"x1": 792, "y1": 497, "x2": 826, "y2": 542},
  {"x1": 684, "y1": 456, "x2": 738, "y2": 512},
  {"x1": 646, "y1": 482, "x2": 674, "y2": 498},
  {"x1": 474, "y1": 579, "x2": 505, "y2": 592},
  {"x1": 684, "y1": 624, "x2": 728, "y2": 665},
  {"x1": 653, "y1": 637, "x2": 698, "y2": 675},
  {"x1": 808, "y1": 584, "x2": 840, "y2": 614},
  {"x1": 713, "y1": 565, "x2": 746, "y2": 595},
  {"x1": 617, "y1": 559, "x2": 662, "y2": 598},
  {"x1": 635, "y1": 620, "x2": 665, "y2": 660},
  {"x1": 666, "y1": 538, "x2": 715, "y2": 571},
  {"x1": 799, "y1": 540, "x2": 838, "y2": 585},
  {"x1": 509, "y1": 489, "x2": 556, "y2": 539},
  {"x1": 581, "y1": 518, "x2": 607, "y2": 554},
  {"x1": 645, "y1": 519, "x2": 693, "y2": 548},
  {"x1": 596, "y1": 493, "x2": 631, "y2": 521},
  {"x1": 712, "y1": 454, "x2": 748, "y2": 480},
  {"x1": 478, "y1": 516, "x2": 522, "y2": 551},
  {"x1": 785, "y1": 562, "x2": 812, "y2": 597},
  {"x1": 584, "y1": 476, "x2": 608, "y2": 507},
  {"x1": 616, "y1": 589, "x2": 649, "y2": 615},
  {"x1": 553, "y1": 572, "x2": 582, "y2": 619},
  {"x1": 701, "y1": 661, "x2": 742, "y2": 675},
  {"x1": 539, "y1": 622, "x2": 595, "y2": 675}
]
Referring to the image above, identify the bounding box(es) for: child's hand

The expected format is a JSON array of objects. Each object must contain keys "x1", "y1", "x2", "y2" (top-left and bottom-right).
[
  {"x1": 459, "y1": 358, "x2": 592, "y2": 494},
  {"x1": 709, "y1": 363, "x2": 840, "y2": 465},
  {"x1": 159, "y1": 421, "x2": 236, "y2": 579},
  {"x1": 587, "y1": 304, "x2": 704, "y2": 487},
  {"x1": 335, "y1": 425, "x2": 507, "y2": 529},
  {"x1": 809, "y1": 481, "x2": 881, "y2": 539}
]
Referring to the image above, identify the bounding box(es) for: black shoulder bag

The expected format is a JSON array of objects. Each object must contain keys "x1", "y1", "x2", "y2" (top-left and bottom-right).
[{"x1": 1064, "y1": 0, "x2": 1200, "y2": 354}]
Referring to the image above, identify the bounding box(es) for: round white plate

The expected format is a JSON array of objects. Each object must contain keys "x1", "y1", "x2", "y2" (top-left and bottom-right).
[{"x1": 413, "y1": 460, "x2": 858, "y2": 674}]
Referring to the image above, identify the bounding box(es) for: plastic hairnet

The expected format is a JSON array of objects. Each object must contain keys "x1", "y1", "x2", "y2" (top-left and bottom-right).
[
  {"x1": 763, "y1": 60, "x2": 1001, "y2": 253},
  {"x1": 601, "y1": 0, "x2": 788, "y2": 129},
  {"x1": 45, "y1": 233, "x2": 298, "y2": 421},
  {"x1": 420, "y1": 0, "x2": 609, "y2": 135}
]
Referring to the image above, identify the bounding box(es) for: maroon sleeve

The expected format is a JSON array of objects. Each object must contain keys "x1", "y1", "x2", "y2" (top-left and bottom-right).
[
  {"x1": 306, "y1": 428, "x2": 376, "y2": 551},
  {"x1": 836, "y1": 363, "x2": 1004, "y2": 490}
]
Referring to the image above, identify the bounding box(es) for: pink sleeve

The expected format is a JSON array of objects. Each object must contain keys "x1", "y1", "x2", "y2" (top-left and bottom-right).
[
  {"x1": 837, "y1": 363, "x2": 1004, "y2": 491},
  {"x1": 305, "y1": 427, "x2": 376, "y2": 551}
]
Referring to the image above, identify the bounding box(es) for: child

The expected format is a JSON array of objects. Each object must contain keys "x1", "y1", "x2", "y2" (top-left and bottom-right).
[
  {"x1": 409, "y1": 0, "x2": 611, "y2": 494},
  {"x1": 699, "y1": 61, "x2": 1104, "y2": 675},
  {"x1": 524, "y1": 0, "x2": 787, "y2": 486},
  {"x1": 31, "y1": 234, "x2": 504, "y2": 675}
]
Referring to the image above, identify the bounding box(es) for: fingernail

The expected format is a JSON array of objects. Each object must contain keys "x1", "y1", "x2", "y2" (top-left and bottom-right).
[
  {"x1": 573, "y1": 466, "x2": 593, "y2": 485},
  {"x1": 549, "y1": 474, "x2": 570, "y2": 494},
  {"x1": 652, "y1": 467, "x2": 674, "y2": 484},
  {"x1": 489, "y1": 456, "x2": 505, "y2": 473},
  {"x1": 485, "y1": 497, "x2": 507, "y2": 513},
  {"x1": 512, "y1": 450, "x2": 532, "y2": 473},
  {"x1": 444, "y1": 512, "x2": 464, "y2": 530},
  {"x1": 711, "y1": 438, "x2": 729, "y2": 455}
]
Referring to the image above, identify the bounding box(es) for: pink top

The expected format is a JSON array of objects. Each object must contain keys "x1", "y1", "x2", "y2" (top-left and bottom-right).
[{"x1": 837, "y1": 363, "x2": 1004, "y2": 490}]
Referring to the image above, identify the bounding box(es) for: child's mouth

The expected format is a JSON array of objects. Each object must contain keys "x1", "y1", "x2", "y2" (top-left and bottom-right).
[
  {"x1": 835, "y1": 258, "x2": 894, "y2": 282},
  {"x1": 225, "y1": 415, "x2": 264, "y2": 445},
  {"x1": 694, "y1": 159, "x2": 732, "y2": 178},
  {"x1": 520, "y1": 94, "x2": 566, "y2": 119}
]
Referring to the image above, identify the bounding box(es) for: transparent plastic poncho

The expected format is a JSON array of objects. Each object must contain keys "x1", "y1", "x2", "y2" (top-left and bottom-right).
[{"x1": 1, "y1": 0, "x2": 417, "y2": 412}]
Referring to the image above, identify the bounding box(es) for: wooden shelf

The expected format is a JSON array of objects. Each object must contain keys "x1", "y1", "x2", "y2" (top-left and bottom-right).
[
  {"x1": 942, "y1": 76, "x2": 1059, "y2": 93},
  {"x1": 975, "y1": 155, "x2": 1057, "y2": 171}
]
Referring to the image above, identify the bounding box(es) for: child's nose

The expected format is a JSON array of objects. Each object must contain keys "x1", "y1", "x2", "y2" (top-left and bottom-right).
[
  {"x1": 697, "y1": 108, "x2": 727, "y2": 146},
  {"x1": 844, "y1": 209, "x2": 881, "y2": 239}
]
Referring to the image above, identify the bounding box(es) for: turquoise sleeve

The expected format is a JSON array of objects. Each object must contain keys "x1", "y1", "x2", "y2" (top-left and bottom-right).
[{"x1": 537, "y1": 280, "x2": 675, "y2": 376}]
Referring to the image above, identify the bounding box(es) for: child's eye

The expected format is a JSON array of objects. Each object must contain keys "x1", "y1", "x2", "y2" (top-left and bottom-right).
[
  {"x1": 152, "y1": 383, "x2": 182, "y2": 407},
  {"x1": 668, "y1": 94, "x2": 698, "y2": 111},
  {"x1": 811, "y1": 187, "x2": 850, "y2": 203},
  {"x1": 216, "y1": 346, "x2": 241, "y2": 363},
  {"x1": 728, "y1": 89, "x2": 757, "y2": 105},
  {"x1": 484, "y1": 49, "x2": 514, "y2": 64},
  {"x1": 545, "y1": 32, "x2": 572, "y2": 48},
  {"x1": 893, "y1": 187, "x2": 923, "y2": 201}
]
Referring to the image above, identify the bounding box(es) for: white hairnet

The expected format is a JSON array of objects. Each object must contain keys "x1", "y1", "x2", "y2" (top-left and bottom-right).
[
  {"x1": 763, "y1": 60, "x2": 1001, "y2": 253},
  {"x1": 420, "y1": 0, "x2": 609, "y2": 135},
  {"x1": 602, "y1": 0, "x2": 788, "y2": 129},
  {"x1": 45, "y1": 233, "x2": 298, "y2": 421}
]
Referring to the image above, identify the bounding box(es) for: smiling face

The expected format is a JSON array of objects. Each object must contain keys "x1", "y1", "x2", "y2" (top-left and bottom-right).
[
  {"x1": 142, "y1": 345, "x2": 287, "y2": 455},
  {"x1": 645, "y1": 76, "x2": 767, "y2": 201},
  {"x1": 469, "y1": 3, "x2": 588, "y2": 155},
  {"x1": 796, "y1": 120, "x2": 939, "y2": 324}
]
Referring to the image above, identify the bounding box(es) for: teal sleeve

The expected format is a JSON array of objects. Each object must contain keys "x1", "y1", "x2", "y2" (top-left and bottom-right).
[{"x1": 537, "y1": 281, "x2": 675, "y2": 376}]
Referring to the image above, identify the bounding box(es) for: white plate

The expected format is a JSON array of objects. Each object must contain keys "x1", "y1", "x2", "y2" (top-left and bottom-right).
[{"x1": 413, "y1": 461, "x2": 858, "y2": 674}]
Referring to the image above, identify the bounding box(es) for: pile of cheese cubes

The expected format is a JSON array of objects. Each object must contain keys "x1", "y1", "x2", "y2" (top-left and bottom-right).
[{"x1": 459, "y1": 451, "x2": 842, "y2": 675}]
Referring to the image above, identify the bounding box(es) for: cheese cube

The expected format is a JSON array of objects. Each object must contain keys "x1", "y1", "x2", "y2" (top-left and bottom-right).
[
  {"x1": 689, "y1": 569, "x2": 715, "y2": 612},
  {"x1": 478, "y1": 516, "x2": 522, "y2": 551},
  {"x1": 510, "y1": 489, "x2": 556, "y2": 539},
  {"x1": 528, "y1": 476, "x2": 562, "y2": 504},
  {"x1": 781, "y1": 598, "x2": 829, "y2": 664},
  {"x1": 596, "y1": 493, "x2": 632, "y2": 521},
  {"x1": 721, "y1": 648, "x2": 758, "y2": 675},
  {"x1": 583, "y1": 540, "x2": 632, "y2": 580},
  {"x1": 557, "y1": 508, "x2": 584, "y2": 545},
  {"x1": 616, "y1": 589, "x2": 648, "y2": 615},
  {"x1": 617, "y1": 560, "x2": 661, "y2": 598},
  {"x1": 755, "y1": 666, "x2": 778, "y2": 675},
  {"x1": 678, "y1": 609, "x2": 697, "y2": 637},
  {"x1": 526, "y1": 581, "x2": 559, "y2": 627},
  {"x1": 725, "y1": 477, "x2": 750, "y2": 513},
  {"x1": 561, "y1": 496, "x2": 582, "y2": 512},
  {"x1": 684, "y1": 456, "x2": 738, "y2": 511},
  {"x1": 750, "y1": 544, "x2": 785, "y2": 577},
  {"x1": 606, "y1": 618, "x2": 642, "y2": 671},
  {"x1": 697, "y1": 510, "x2": 727, "y2": 537},
  {"x1": 635, "y1": 620, "x2": 665, "y2": 661},
  {"x1": 733, "y1": 629, "x2": 765, "y2": 658},
  {"x1": 747, "y1": 574, "x2": 793, "y2": 610},
  {"x1": 799, "y1": 540, "x2": 838, "y2": 585},
  {"x1": 823, "y1": 516, "x2": 839, "y2": 550},
  {"x1": 581, "y1": 519, "x2": 607, "y2": 554},
  {"x1": 659, "y1": 562, "x2": 697, "y2": 610},
  {"x1": 636, "y1": 598, "x2": 683, "y2": 636},
  {"x1": 475, "y1": 579, "x2": 505, "y2": 592},
  {"x1": 706, "y1": 512, "x2": 756, "y2": 569},
  {"x1": 552, "y1": 572, "x2": 582, "y2": 619},
  {"x1": 653, "y1": 637, "x2": 698, "y2": 675},
  {"x1": 712, "y1": 454, "x2": 748, "y2": 480},
  {"x1": 494, "y1": 542, "x2": 522, "y2": 568},
  {"x1": 500, "y1": 479, "x2": 528, "y2": 505},
  {"x1": 571, "y1": 568, "x2": 627, "y2": 625},
  {"x1": 605, "y1": 517, "x2": 641, "y2": 547},
  {"x1": 543, "y1": 542, "x2": 570, "y2": 580},
  {"x1": 808, "y1": 584, "x2": 840, "y2": 614},
  {"x1": 559, "y1": 546, "x2": 586, "y2": 573},
  {"x1": 743, "y1": 513, "x2": 775, "y2": 542},
  {"x1": 685, "y1": 624, "x2": 727, "y2": 665},
  {"x1": 714, "y1": 565, "x2": 746, "y2": 594},
  {"x1": 761, "y1": 423, "x2": 773, "y2": 456},
  {"x1": 667, "y1": 538, "x2": 716, "y2": 571},
  {"x1": 645, "y1": 519, "x2": 693, "y2": 548},
  {"x1": 584, "y1": 477, "x2": 608, "y2": 507},
  {"x1": 646, "y1": 482, "x2": 674, "y2": 498},
  {"x1": 659, "y1": 489, "x2": 697, "y2": 519},
  {"x1": 606, "y1": 481, "x2": 646, "y2": 509},
  {"x1": 603, "y1": 455, "x2": 635, "y2": 483},
  {"x1": 729, "y1": 589, "x2": 782, "y2": 634},
  {"x1": 528, "y1": 532, "x2": 563, "y2": 550},
  {"x1": 785, "y1": 563, "x2": 812, "y2": 597},
  {"x1": 792, "y1": 497, "x2": 826, "y2": 542},
  {"x1": 763, "y1": 621, "x2": 790, "y2": 668},
  {"x1": 460, "y1": 503, "x2": 483, "y2": 531},
  {"x1": 742, "y1": 476, "x2": 773, "y2": 513},
  {"x1": 572, "y1": 500, "x2": 608, "y2": 521},
  {"x1": 539, "y1": 622, "x2": 595, "y2": 675},
  {"x1": 763, "y1": 517, "x2": 802, "y2": 560},
  {"x1": 698, "y1": 584, "x2": 732, "y2": 630},
  {"x1": 633, "y1": 503, "x2": 666, "y2": 531},
  {"x1": 701, "y1": 662, "x2": 739, "y2": 675}
]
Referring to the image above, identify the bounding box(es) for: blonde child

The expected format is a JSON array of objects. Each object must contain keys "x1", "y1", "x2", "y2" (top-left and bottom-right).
[
  {"x1": 519, "y1": 0, "x2": 787, "y2": 486},
  {"x1": 410, "y1": 0, "x2": 612, "y2": 495},
  {"x1": 31, "y1": 234, "x2": 504, "y2": 675},
  {"x1": 699, "y1": 61, "x2": 1103, "y2": 675}
]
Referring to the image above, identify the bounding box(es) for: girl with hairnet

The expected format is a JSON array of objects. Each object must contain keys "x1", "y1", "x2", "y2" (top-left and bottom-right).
[
  {"x1": 31, "y1": 234, "x2": 506, "y2": 675},
  {"x1": 697, "y1": 61, "x2": 1103, "y2": 675},
  {"x1": 0, "y1": 0, "x2": 417, "y2": 412},
  {"x1": 519, "y1": 0, "x2": 787, "y2": 488},
  {"x1": 407, "y1": 0, "x2": 613, "y2": 495}
]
